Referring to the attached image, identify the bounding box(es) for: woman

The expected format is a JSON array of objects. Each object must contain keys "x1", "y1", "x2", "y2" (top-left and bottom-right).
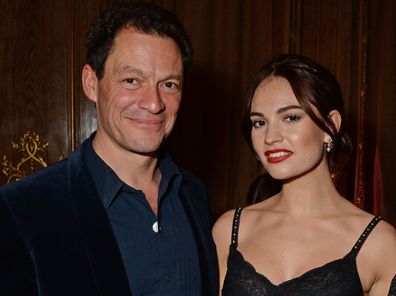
[{"x1": 212, "y1": 54, "x2": 396, "y2": 295}]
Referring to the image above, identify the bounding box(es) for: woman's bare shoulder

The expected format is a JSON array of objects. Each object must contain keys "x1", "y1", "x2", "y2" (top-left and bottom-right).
[
  {"x1": 362, "y1": 218, "x2": 396, "y2": 294},
  {"x1": 349, "y1": 207, "x2": 396, "y2": 251},
  {"x1": 212, "y1": 209, "x2": 238, "y2": 245},
  {"x1": 212, "y1": 203, "x2": 270, "y2": 245},
  {"x1": 368, "y1": 218, "x2": 396, "y2": 255}
]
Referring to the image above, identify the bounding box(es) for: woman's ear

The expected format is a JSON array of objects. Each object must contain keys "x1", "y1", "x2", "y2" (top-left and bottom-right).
[
  {"x1": 323, "y1": 110, "x2": 342, "y2": 145},
  {"x1": 82, "y1": 64, "x2": 98, "y2": 103},
  {"x1": 328, "y1": 110, "x2": 342, "y2": 133}
]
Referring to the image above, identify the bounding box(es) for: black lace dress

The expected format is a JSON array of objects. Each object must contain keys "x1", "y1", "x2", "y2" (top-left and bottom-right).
[
  {"x1": 222, "y1": 208, "x2": 382, "y2": 296},
  {"x1": 389, "y1": 275, "x2": 396, "y2": 296}
]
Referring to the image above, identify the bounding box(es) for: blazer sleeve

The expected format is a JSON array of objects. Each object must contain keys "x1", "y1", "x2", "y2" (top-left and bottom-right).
[{"x1": 0, "y1": 196, "x2": 38, "y2": 295}]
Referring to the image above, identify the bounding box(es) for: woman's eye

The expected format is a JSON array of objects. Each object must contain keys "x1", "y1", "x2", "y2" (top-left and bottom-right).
[
  {"x1": 285, "y1": 115, "x2": 301, "y2": 122},
  {"x1": 252, "y1": 120, "x2": 266, "y2": 128}
]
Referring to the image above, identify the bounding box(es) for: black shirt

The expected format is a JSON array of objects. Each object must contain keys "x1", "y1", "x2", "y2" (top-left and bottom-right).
[{"x1": 84, "y1": 140, "x2": 201, "y2": 295}]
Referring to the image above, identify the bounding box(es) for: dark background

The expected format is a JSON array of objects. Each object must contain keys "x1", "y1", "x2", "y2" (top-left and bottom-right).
[{"x1": 1, "y1": 0, "x2": 395, "y2": 225}]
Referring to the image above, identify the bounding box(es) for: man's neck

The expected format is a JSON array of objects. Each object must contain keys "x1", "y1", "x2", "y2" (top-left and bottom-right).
[{"x1": 91, "y1": 134, "x2": 160, "y2": 189}]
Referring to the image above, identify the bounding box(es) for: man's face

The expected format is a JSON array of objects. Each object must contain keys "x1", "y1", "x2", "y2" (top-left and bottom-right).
[{"x1": 86, "y1": 28, "x2": 183, "y2": 156}]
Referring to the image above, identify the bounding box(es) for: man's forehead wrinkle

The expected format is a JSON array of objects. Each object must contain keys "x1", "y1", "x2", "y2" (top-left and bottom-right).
[{"x1": 109, "y1": 61, "x2": 145, "y2": 78}]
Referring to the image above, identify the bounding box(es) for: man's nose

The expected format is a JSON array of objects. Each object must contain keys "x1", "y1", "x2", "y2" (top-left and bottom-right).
[{"x1": 138, "y1": 86, "x2": 165, "y2": 113}]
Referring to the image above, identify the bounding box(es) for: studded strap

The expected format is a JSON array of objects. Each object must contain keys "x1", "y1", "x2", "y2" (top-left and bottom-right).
[
  {"x1": 351, "y1": 215, "x2": 382, "y2": 255},
  {"x1": 231, "y1": 207, "x2": 243, "y2": 246}
]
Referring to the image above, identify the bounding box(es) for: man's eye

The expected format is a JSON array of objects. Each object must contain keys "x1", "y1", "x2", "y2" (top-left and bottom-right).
[
  {"x1": 165, "y1": 82, "x2": 177, "y2": 88},
  {"x1": 161, "y1": 81, "x2": 181, "y2": 93},
  {"x1": 124, "y1": 78, "x2": 136, "y2": 84}
]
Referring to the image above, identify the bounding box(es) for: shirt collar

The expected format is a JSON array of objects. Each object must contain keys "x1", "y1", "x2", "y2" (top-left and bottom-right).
[
  {"x1": 83, "y1": 134, "x2": 182, "y2": 209},
  {"x1": 157, "y1": 151, "x2": 182, "y2": 200}
]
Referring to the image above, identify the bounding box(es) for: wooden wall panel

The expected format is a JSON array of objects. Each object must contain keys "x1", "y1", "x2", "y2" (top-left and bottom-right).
[
  {"x1": 72, "y1": 0, "x2": 116, "y2": 148},
  {"x1": 0, "y1": 1, "x2": 72, "y2": 183}
]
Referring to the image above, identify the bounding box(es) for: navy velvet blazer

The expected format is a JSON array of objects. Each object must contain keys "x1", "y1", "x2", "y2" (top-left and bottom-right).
[{"x1": 0, "y1": 140, "x2": 218, "y2": 296}]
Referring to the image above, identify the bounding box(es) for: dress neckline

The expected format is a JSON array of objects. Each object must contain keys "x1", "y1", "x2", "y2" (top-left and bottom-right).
[
  {"x1": 228, "y1": 208, "x2": 382, "y2": 289},
  {"x1": 231, "y1": 244, "x2": 356, "y2": 288}
]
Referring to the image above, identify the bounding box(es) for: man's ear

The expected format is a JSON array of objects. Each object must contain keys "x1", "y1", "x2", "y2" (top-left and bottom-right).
[{"x1": 82, "y1": 64, "x2": 98, "y2": 103}]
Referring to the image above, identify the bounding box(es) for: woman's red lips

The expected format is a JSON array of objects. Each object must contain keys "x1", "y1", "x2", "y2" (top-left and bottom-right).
[{"x1": 264, "y1": 149, "x2": 293, "y2": 163}]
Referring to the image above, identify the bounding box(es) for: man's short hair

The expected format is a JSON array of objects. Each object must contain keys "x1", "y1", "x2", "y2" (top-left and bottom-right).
[{"x1": 85, "y1": 2, "x2": 193, "y2": 79}]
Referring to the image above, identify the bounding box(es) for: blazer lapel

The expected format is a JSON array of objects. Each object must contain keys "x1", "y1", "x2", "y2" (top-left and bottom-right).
[
  {"x1": 179, "y1": 186, "x2": 218, "y2": 296},
  {"x1": 68, "y1": 147, "x2": 132, "y2": 296}
]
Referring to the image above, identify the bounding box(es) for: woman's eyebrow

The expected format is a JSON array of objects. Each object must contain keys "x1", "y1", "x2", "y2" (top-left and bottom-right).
[
  {"x1": 276, "y1": 105, "x2": 303, "y2": 114},
  {"x1": 250, "y1": 105, "x2": 303, "y2": 117}
]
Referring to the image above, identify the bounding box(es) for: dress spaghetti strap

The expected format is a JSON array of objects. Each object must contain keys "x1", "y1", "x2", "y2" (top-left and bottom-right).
[
  {"x1": 351, "y1": 216, "x2": 382, "y2": 255},
  {"x1": 230, "y1": 208, "x2": 243, "y2": 247}
]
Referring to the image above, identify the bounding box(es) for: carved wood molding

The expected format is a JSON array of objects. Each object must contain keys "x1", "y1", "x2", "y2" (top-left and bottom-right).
[{"x1": 1, "y1": 131, "x2": 48, "y2": 184}]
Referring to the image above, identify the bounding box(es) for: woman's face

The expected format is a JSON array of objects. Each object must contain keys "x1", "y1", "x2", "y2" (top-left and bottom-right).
[{"x1": 250, "y1": 77, "x2": 328, "y2": 180}]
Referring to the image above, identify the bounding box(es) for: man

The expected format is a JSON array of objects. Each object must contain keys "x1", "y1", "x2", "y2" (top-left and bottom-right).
[{"x1": 0, "y1": 3, "x2": 218, "y2": 295}]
